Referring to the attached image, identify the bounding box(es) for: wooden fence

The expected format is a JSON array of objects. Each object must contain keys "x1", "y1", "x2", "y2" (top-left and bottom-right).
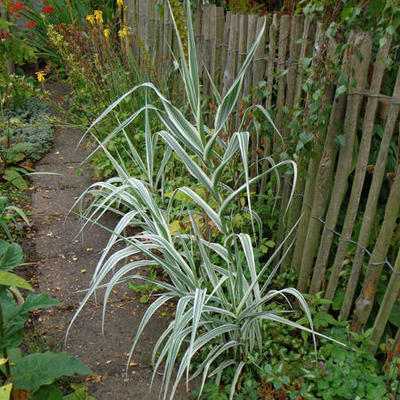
[{"x1": 125, "y1": 0, "x2": 400, "y2": 351}]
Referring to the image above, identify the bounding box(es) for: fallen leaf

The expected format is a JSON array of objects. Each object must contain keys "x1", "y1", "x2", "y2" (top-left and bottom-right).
[
  {"x1": 129, "y1": 360, "x2": 138, "y2": 367},
  {"x1": 86, "y1": 248, "x2": 93, "y2": 252}
]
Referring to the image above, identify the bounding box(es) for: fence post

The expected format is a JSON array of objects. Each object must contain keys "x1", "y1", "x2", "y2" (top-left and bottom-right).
[
  {"x1": 309, "y1": 32, "x2": 373, "y2": 295},
  {"x1": 324, "y1": 35, "x2": 392, "y2": 305},
  {"x1": 341, "y1": 67, "x2": 400, "y2": 319}
]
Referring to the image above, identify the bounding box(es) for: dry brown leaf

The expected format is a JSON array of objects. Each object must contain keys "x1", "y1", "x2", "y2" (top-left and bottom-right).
[
  {"x1": 129, "y1": 360, "x2": 138, "y2": 367},
  {"x1": 12, "y1": 389, "x2": 31, "y2": 400}
]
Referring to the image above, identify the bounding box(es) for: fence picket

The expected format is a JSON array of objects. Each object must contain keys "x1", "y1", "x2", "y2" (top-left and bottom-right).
[
  {"x1": 223, "y1": 13, "x2": 239, "y2": 96},
  {"x1": 214, "y1": 7, "x2": 225, "y2": 88}
]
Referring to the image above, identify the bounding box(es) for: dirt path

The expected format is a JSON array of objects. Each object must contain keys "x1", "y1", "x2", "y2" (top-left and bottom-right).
[{"x1": 30, "y1": 84, "x2": 190, "y2": 399}]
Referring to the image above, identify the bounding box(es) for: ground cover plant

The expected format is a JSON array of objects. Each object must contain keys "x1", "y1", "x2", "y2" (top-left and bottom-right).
[
  {"x1": 0, "y1": 74, "x2": 55, "y2": 190},
  {"x1": 65, "y1": 1, "x2": 351, "y2": 399}
]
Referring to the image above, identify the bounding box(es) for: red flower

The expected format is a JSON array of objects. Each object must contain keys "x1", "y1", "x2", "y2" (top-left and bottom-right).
[
  {"x1": 0, "y1": 29, "x2": 11, "y2": 39},
  {"x1": 9, "y1": 1, "x2": 23, "y2": 14},
  {"x1": 42, "y1": 5, "x2": 55, "y2": 13},
  {"x1": 26, "y1": 21, "x2": 37, "y2": 28}
]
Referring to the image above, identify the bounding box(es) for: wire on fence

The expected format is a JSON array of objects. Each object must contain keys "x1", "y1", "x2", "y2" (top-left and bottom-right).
[{"x1": 285, "y1": 183, "x2": 400, "y2": 275}]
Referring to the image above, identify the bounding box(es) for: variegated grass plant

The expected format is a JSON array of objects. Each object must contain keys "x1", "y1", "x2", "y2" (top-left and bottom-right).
[{"x1": 68, "y1": 1, "x2": 335, "y2": 398}]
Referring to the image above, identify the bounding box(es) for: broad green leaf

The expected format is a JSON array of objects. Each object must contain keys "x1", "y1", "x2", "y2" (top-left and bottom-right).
[
  {"x1": 3, "y1": 169, "x2": 28, "y2": 190},
  {"x1": 0, "y1": 271, "x2": 33, "y2": 291},
  {"x1": 0, "y1": 384, "x2": 12, "y2": 400},
  {"x1": 21, "y1": 294, "x2": 60, "y2": 313},
  {"x1": 0, "y1": 241, "x2": 23, "y2": 271},
  {"x1": 31, "y1": 385, "x2": 63, "y2": 400},
  {"x1": 11, "y1": 352, "x2": 93, "y2": 392}
]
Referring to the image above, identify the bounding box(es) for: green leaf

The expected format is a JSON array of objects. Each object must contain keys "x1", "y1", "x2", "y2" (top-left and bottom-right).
[
  {"x1": 0, "y1": 197, "x2": 7, "y2": 214},
  {"x1": 21, "y1": 293, "x2": 60, "y2": 313},
  {"x1": 63, "y1": 384, "x2": 96, "y2": 400},
  {"x1": 0, "y1": 292, "x2": 59, "y2": 349},
  {"x1": 0, "y1": 241, "x2": 23, "y2": 271},
  {"x1": 0, "y1": 271, "x2": 33, "y2": 291},
  {"x1": 11, "y1": 352, "x2": 93, "y2": 392},
  {"x1": 3, "y1": 169, "x2": 28, "y2": 190},
  {"x1": 0, "y1": 348, "x2": 22, "y2": 377},
  {"x1": 0, "y1": 384, "x2": 12, "y2": 400},
  {"x1": 379, "y1": 36, "x2": 387, "y2": 48},
  {"x1": 336, "y1": 85, "x2": 347, "y2": 97},
  {"x1": 140, "y1": 295, "x2": 149, "y2": 304},
  {"x1": 340, "y1": 7, "x2": 353, "y2": 19},
  {"x1": 335, "y1": 135, "x2": 346, "y2": 147},
  {"x1": 31, "y1": 385, "x2": 63, "y2": 400}
]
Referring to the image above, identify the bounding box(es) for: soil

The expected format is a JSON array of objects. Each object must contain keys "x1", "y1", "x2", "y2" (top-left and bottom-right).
[{"x1": 27, "y1": 83, "x2": 192, "y2": 399}]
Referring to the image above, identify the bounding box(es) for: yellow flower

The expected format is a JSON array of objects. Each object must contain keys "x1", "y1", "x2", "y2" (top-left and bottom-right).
[
  {"x1": 117, "y1": 0, "x2": 123, "y2": 8},
  {"x1": 103, "y1": 28, "x2": 111, "y2": 38},
  {"x1": 86, "y1": 14, "x2": 95, "y2": 25},
  {"x1": 118, "y1": 26, "x2": 130, "y2": 39},
  {"x1": 94, "y1": 10, "x2": 103, "y2": 24},
  {"x1": 36, "y1": 71, "x2": 46, "y2": 83}
]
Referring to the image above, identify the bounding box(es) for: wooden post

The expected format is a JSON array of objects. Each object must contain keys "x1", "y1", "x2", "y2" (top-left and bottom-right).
[
  {"x1": 291, "y1": 25, "x2": 336, "y2": 273},
  {"x1": 368, "y1": 247, "x2": 400, "y2": 353},
  {"x1": 297, "y1": 32, "x2": 355, "y2": 293},
  {"x1": 340, "y1": 67, "x2": 400, "y2": 319},
  {"x1": 324, "y1": 35, "x2": 392, "y2": 305},
  {"x1": 236, "y1": 14, "x2": 248, "y2": 126},
  {"x1": 351, "y1": 166, "x2": 400, "y2": 332},
  {"x1": 214, "y1": 7, "x2": 225, "y2": 89},
  {"x1": 258, "y1": 14, "x2": 277, "y2": 200},
  {"x1": 274, "y1": 15, "x2": 290, "y2": 135},
  {"x1": 222, "y1": 14, "x2": 239, "y2": 96},
  {"x1": 309, "y1": 32, "x2": 372, "y2": 295},
  {"x1": 243, "y1": 15, "x2": 257, "y2": 98},
  {"x1": 201, "y1": 5, "x2": 211, "y2": 96}
]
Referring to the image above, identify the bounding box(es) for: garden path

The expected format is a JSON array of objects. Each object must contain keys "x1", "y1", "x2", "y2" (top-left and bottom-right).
[{"x1": 29, "y1": 83, "x2": 190, "y2": 399}]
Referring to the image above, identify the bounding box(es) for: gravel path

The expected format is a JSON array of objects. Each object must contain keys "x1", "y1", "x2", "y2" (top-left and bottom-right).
[{"x1": 30, "y1": 83, "x2": 190, "y2": 400}]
